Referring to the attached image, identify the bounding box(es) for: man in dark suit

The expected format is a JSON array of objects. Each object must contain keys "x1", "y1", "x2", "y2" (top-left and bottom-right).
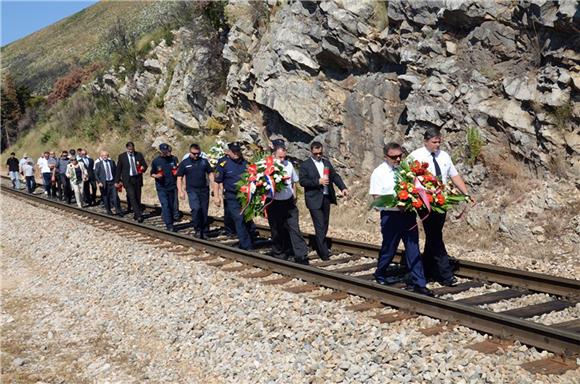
[
  {"x1": 299, "y1": 141, "x2": 348, "y2": 260},
  {"x1": 115, "y1": 141, "x2": 148, "y2": 222},
  {"x1": 95, "y1": 151, "x2": 123, "y2": 216},
  {"x1": 79, "y1": 149, "x2": 97, "y2": 206}
]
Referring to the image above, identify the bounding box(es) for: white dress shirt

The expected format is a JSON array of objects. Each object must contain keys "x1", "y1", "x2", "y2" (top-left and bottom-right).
[
  {"x1": 274, "y1": 159, "x2": 298, "y2": 200},
  {"x1": 369, "y1": 162, "x2": 400, "y2": 211},
  {"x1": 37, "y1": 157, "x2": 51, "y2": 173},
  {"x1": 409, "y1": 146, "x2": 458, "y2": 183},
  {"x1": 312, "y1": 157, "x2": 329, "y2": 195}
]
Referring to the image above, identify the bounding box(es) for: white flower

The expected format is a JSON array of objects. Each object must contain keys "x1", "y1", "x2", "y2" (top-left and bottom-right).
[
  {"x1": 250, "y1": 183, "x2": 256, "y2": 193},
  {"x1": 265, "y1": 185, "x2": 271, "y2": 190}
]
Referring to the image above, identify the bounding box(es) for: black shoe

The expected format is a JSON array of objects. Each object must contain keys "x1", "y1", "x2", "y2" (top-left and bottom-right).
[
  {"x1": 295, "y1": 258, "x2": 309, "y2": 266},
  {"x1": 136, "y1": 217, "x2": 144, "y2": 223},
  {"x1": 320, "y1": 255, "x2": 330, "y2": 261},
  {"x1": 116, "y1": 212, "x2": 124, "y2": 217},
  {"x1": 440, "y1": 277, "x2": 458, "y2": 287},
  {"x1": 166, "y1": 226, "x2": 175, "y2": 232},
  {"x1": 411, "y1": 286, "x2": 434, "y2": 297},
  {"x1": 106, "y1": 210, "x2": 114, "y2": 215}
]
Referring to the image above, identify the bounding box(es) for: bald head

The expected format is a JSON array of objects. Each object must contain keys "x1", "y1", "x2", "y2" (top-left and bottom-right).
[{"x1": 100, "y1": 151, "x2": 110, "y2": 160}]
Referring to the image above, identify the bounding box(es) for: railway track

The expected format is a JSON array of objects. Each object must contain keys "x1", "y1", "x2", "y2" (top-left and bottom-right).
[{"x1": 2, "y1": 181, "x2": 579, "y2": 362}]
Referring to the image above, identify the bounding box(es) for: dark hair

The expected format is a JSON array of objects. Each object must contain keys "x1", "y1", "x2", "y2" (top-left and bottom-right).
[
  {"x1": 423, "y1": 127, "x2": 441, "y2": 141},
  {"x1": 10, "y1": 152, "x2": 15, "y2": 156},
  {"x1": 310, "y1": 141, "x2": 323, "y2": 150},
  {"x1": 61, "y1": 150, "x2": 69, "y2": 155},
  {"x1": 69, "y1": 149, "x2": 76, "y2": 155},
  {"x1": 126, "y1": 141, "x2": 135, "y2": 148},
  {"x1": 383, "y1": 142, "x2": 402, "y2": 155},
  {"x1": 189, "y1": 143, "x2": 200, "y2": 151}
]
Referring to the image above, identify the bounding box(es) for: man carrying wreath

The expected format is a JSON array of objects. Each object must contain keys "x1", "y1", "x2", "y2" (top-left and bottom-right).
[
  {"x1": 267, "y1": 139, "x2": 309, "y2": 265},
  {"x1": 410, "y1": 128, "x2": 474, "y2": 286},
  {"x1": 369, "y1": 142, "x2": 433, "y2": 296}
]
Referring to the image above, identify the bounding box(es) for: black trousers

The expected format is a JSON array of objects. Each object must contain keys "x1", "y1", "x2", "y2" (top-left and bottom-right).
[
  {"x1": 267, "y1": 198, "x2": 308, "y2": 261},
  {"x1": 124, "y1": 176, "x2": 143, "y2": 219},
  {"x1": 187, "y1": 188, "x2": 209, "y2": 234},
  {"x1": 102, "y1": 181, "x2": 122, "y2": 214},
  {"x1": 422, "y1": 211, "x2": 454, "y2": 282},
  {"x1": 83, "y1": 178, "x2": 97, "y2": 205},
  {"x1": 308, "y1": 195, "x2": 332, "y2": 259},
  {"x1": 57, "y1": 173, "x2": 72, "y2": 203}
]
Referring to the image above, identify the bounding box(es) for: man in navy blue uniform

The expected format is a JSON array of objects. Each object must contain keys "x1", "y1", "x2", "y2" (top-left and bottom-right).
[
  {"x1": 177, "y1": 143, "x2": 214, "y2": 239},
  {"x1": 213, "y1": 142, "x2": 253, "y2": 250},
  {"x1": 150, "y1": 143, "x2": 179, "y2": 231}
]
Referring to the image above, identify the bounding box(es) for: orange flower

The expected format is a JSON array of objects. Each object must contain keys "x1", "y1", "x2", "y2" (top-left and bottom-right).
[
  {"x1": 240, "y1": 185, "x2": 248, "y2": 193},
  {"x1": 422, "y1": 162, "x2": 429, "y2": 169},
  {"x1": 427, "y1": 194, "x2": 434, "y2": 203},
  {"x1": 436, "y1": 194, "x2": 445, "y2": 205},
  {"x1": 398, "y1": 190, "x2": 410, "y2": 200},
  {"x1": 412, "y1": 200, "x2": 423, "y2": 208}
]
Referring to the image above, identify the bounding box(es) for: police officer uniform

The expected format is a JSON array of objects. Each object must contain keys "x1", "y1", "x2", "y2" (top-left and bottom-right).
[
  {"x1": 176, "y1": 153, "x2": 213, "y2": 238},
  {"x1": 214, "y1": 143, "x2": 253, "y2": 250},
  {"x1": 151, "y1": 143, "x2": 179, "y2": 231}
]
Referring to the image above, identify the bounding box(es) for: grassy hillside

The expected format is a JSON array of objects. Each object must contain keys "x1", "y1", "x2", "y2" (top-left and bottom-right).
[{"x1": 1, "y1": 1, "x2": 184, "y2": 94}]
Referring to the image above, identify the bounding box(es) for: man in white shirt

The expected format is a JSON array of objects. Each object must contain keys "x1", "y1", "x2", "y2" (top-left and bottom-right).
[
  {"x1": 37, "y1": 152, "x2": 52, "y2": 195},
  {"x1": 369, "y1": 142, "x2": 432, "y2": 296},
  {"x1": 409, "y1": 127, "x2": 473, "y2": 286},
  {"x1": 266, "y1": 139, "x2": 309, "y2": 265}
]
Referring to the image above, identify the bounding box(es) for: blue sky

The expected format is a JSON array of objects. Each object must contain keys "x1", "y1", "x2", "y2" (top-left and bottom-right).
[{"x1": 1, "y1": 0, "x2": 97, "y2": 47}]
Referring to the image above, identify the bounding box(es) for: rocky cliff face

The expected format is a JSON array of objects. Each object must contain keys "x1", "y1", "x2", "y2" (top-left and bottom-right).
[
  {"x1": 223, "y1": 0, "x2": 579, "y2": 177},
  {"x1": 90, "y1": 0, "x2": 579, "y2": 255}
]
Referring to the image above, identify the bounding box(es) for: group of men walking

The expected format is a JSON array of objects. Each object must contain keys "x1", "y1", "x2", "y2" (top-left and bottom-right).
[
  {"x1": 369, "y1": 128, "x2": 472, "y2": 296},
  {"x1": 6, "y1": 127, "x2": 471, "y2": 296}
]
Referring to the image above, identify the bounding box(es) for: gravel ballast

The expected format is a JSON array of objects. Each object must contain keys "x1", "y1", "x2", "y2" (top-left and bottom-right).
[{"x1": 1, "y1": 195, "x2": 578, "y2": 383}]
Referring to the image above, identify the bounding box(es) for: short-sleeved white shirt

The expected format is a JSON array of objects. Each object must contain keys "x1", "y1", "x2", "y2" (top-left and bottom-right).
[
  {"x1": 409, "y1": 146, "x2": 458, "y2": 183},
  {"x1": 274, "y1": 159, "x2": 298, "y2": 200},
  {"x1": 369, "y1": 162, "x2": 400, "y2": 211},
  {"x1": 369, "y1": 162, "x2": 397, "y2": 196},
  {"x1": 37, "y1": 157, "x2": 51, "y2": 173}
]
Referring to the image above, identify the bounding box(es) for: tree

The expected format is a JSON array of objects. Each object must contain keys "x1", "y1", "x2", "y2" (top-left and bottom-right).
[{"x1": 1, "y1": 73, "x2": 23, "y2": 149}]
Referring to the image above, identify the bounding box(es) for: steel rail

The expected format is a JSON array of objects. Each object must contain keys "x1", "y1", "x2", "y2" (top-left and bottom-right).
[
  {"x1": 2, "y1": 186, "x2": 579, "y2": 356},
  {"x1": 2, "y1": 175, "x2": 578, "y2": 298},
  {"x1": 209, "y1": 218, "x2": 580, "y2": 299}
]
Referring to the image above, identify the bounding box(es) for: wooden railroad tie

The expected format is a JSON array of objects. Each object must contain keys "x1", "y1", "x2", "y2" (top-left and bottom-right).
[
  {"x1": 520, "y1": 357, "x2": 578, "y2": 375},
  {"x1": 373, "y1": 312, "x2": 417, "y2": 324},
  {"x1": 466, "y1": 338, "x2": 514, "y2": 354}
]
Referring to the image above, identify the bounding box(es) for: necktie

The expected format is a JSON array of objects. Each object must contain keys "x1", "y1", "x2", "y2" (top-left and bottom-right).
[
  {"x1": 105, "y1": 160, "x2": 112, "y2": 181},
  {"x1": 129, "y1": 153, "x2": 137, "y2": 176},
  {"x1": 431, "y1": 152, "x2": 442, "y2": 178}
]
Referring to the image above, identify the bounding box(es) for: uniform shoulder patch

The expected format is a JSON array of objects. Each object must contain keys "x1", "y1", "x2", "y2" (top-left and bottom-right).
[{"x1": 219, "y1": 160, "x2": 227, "y2": 167}]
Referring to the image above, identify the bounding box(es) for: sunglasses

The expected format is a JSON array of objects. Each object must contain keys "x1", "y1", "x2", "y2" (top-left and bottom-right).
[
  {"x1": 386, "y1": 153, "x2": 402, "y2": 160},
  {"x1": 191, "y1": 152, "x2": 201, "y2": 156}
]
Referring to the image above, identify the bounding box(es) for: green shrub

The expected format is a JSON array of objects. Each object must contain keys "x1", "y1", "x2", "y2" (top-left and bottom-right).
[
  {"x1": 40, "y1": 130, "x2": 52, "y2": 144},
  {"x1": 466, "y1": 126, "x2": 483, "y2": 166},
  {"x1": 370, "y1": 1, "x2": 388, "y2": 30},
  {"x1": 551, "y1": 102, "x2": 573, "y2": 131},
  {"x1": 206, "y1": 116, "x2": 226, "y2": 132},
  {"x1": 216, "y1": 101, "x2": 227, "y2": 114}
]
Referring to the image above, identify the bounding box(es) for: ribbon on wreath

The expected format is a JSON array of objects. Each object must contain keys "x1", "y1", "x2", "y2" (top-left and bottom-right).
[
  {"x1": 258, "y1": 156, "x2": 277, "y2": 218},
  {"x1": 240, "y1": 164, "x2": 258, "y2": 216},
  {"x1": 409, "y1": 176, "x2": 435, "y2": 230}
]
